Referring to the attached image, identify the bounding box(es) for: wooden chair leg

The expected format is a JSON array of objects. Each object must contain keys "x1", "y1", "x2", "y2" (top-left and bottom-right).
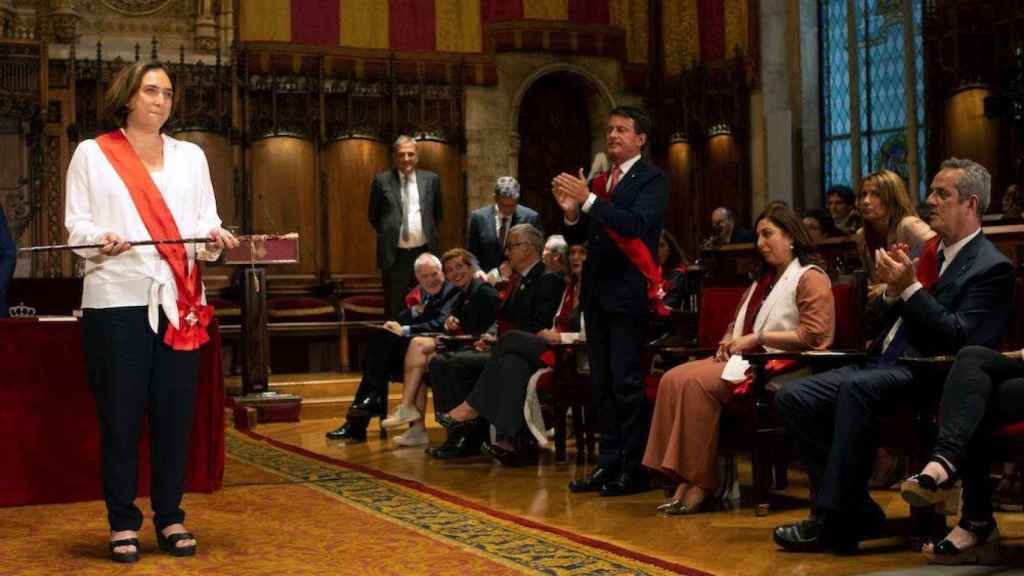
[
  {"x1": 571, "y1": 404, "x2": 586, "y2": 464},
  {"x1": 339, "y1": 326, "x2": 350, "y2": 371},
  {"x1": 773, "y1": 440, "x2": 790, "y2": 490},
  {"x1": 751, "y1": 439, "x2": 772, "y2": 516},
  {"x1": 554, "y1": 403, "x2": 567, "y2": 463}
]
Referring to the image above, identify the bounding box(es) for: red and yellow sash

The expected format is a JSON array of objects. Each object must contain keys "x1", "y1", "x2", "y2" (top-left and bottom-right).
[
  {"x1": 96, "y1": 130, "x2": 211, "y2": 351},
  {"x1": 591, "y1": 169, "x2": 669, "y2": 317}
]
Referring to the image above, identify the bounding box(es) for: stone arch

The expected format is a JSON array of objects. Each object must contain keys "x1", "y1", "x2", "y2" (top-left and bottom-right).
[{"x1": 510, "y1": 63, "x2": 616, "y2": 131}]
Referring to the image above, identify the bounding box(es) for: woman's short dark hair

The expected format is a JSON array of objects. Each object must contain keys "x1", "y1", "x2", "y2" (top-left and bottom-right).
[
  {"x1": 826, "y1": 185, "x2": 855, "y2": 207},
  {"x1": 103, "y1": 61, "x2": 176, "y2": 129},
  {"x1": 442, "y1": 248, "x2": 475, "y2": 270},
  {"x1": 754, "y1": 202, "x2": 819, "y2": 271}
]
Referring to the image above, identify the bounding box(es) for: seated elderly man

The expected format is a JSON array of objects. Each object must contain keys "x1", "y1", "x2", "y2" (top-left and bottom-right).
[
  {"x1": 427, "y1": 224, "x2": 564, "y2": 459},
  {"x1": 325, "y1": 253, "x2": 457, "y2": 443},
  {"x1": 542, "y1": 234, "x2": 569, "y2": 278},
  {"x1": 701, "y1": 206, "x2": 754, "y2": 248},
  {"x1": 773, "y1": 158, "x2": 1016, "y2": 554}
]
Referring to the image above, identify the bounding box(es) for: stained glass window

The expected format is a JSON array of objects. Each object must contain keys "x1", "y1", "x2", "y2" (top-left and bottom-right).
[{"x1": 821, "y1": 0, "x2": 926, "y2": 199}]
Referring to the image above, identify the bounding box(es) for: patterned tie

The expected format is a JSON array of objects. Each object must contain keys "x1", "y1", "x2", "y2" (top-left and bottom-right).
[
  {"x1": 498, "y1": 216, "x2": 510, "y2": 251},
  {"x1": 400, "y1": 175, "x2": 411, "y2": 242},
  {"x1": 607, "y1": 166, "x2": 622, "y2": 195}
]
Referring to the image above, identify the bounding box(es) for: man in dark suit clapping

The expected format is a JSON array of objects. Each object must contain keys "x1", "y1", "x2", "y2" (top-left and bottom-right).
[
  {"x1": 773, "y1": 158, "x2": 1016, "y2": 554},
  {"x1": 553, "y1": 106, "x2": 668, "y2": 496},
  {"x1": 467, "y1": 176, "x2": 541, "y2": 277},
  {"x1": 369, "y1": 135, "x2": 443, "y2": 319}
]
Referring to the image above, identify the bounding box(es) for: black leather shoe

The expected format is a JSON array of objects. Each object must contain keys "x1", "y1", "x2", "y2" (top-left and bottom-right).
[
  {"x1": 430, "y1": 434, "x2": 481, "y2": 460},
  {"x1": 773, "y1": 518, "x2": 835, "y2": 553},
  {"x1": 600, "y1": 471, "x2": 652, "y2": 497},
  {"x1": 435, "y1": 412, "x2": 482, "y2": 433},
  {"x1": 568, "y1": 467, "x2": 616, "y2": 493},
  {"x1": 482, "y1": 442, "x2": 523, "y2": 467},
  {"x1": 325, "y1": 421, "x2": 368, "y2": 442},
  {"x1": 347, "y1": 393, "x2": 386, "y2": 419}
]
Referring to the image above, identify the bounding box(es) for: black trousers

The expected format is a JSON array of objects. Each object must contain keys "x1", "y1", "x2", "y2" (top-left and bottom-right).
[
  {"x1": 775, "y1": 363, "x2": 915, "y2": 515},
  {"x1": 585, "y1": 306, "x2": 651, "y2": 473},
  {"x1": 467, "y1": 330, "x2": 548, "y2": 438},
  {"x1": 382, "y1": 245, "x2": 427, "y2": 320},
  {"x1": 932, "y1": 345, "x2": 1024, "y2": 521},
  {"x1": 429, "y1": 349, "x2": 489, "y2": 413},
  {"x1": 347, "y1": 331, "x2": 410, "y2": 418},
  {"x1": 82, "y1": 306, "x2": 200, "y2": 533}
]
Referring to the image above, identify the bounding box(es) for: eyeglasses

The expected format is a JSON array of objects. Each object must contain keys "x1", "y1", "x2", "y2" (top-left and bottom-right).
[{"x1": 505, "y1": 241, "x2": 528, "y2": 250}]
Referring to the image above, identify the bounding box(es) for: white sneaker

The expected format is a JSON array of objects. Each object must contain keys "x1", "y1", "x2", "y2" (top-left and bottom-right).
[
  {"x1": 394, "y1": 426, "x2": 429, "y2": 447},
  {"x1": 381, "y1": 404, "x2": 422, "y2": 430}
]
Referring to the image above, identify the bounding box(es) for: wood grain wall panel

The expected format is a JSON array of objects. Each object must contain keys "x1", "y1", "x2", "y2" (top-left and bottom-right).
[
  {"x1": 323, "y1": 137, "x2": 389, "y2": 278},
  {"x1": 176, "y1": 131, "x2": 237, "y2": 291},
  {"x1": 943, "y1": 87, "x2": 1001, "y2": 205},
  {"x1": 703, "y1": 134, "x2": 744, "y2": 240},
  {"x1": 415, "y1": 140, "x2": 465, "y2": 255},
  {"x1": 666, "y1": 141, "x2": 698, "y2": 258},
  {"x1": 250, "y1": 137, "x2": 320, "y2": 288}
]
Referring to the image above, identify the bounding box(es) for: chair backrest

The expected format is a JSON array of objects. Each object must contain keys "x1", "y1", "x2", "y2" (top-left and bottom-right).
[
  {"x1": 697, "y1": 286, "x2": 748, "y2": 347},
  {"x1": 831, "y1": 270, "x2": 866, "y2": 350}
]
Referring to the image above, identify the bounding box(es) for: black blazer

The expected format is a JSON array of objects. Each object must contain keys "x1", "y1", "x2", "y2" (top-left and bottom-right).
[
  {"x1": 399, "y1": 282, "x2": 458, "y2": 335},
  {"x1": 368, "y1": 168, "x2": 443, "y2": 270},
  {"x1": 499, "y1": 262, "x2": 565, "y2": 335},
  {"x1": 0, "y1": 206, "x2": 14, "y2": 318},
  {"x1": 467, "y1": 204, "x2": 541, "y2": 272},
  {"x1": 869, "y1": 232, "x2": 1015, "y2": 357},
  {"x1": 564, "y1": 159, "x2": 668, "y2": 317},
  {"x1": 449, "y1": 278, "x2": 500, "y2": 337}
]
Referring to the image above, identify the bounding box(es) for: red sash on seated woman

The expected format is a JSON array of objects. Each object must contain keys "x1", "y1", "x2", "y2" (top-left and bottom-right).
[
  {"x1": 591, "y1": 170, "x2": 668, "y2": 317},
  {"x1": 96, "y1": 130, "x2": 211, "y2": 351}
]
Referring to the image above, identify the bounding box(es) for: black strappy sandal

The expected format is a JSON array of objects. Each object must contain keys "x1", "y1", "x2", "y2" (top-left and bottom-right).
[
  {"x1": 109, "y1": 537, "x2": 139, "y2": 563},
  {"x1": 157, "y1": 530, "x2": 197, "y2": 557},
  {"x1": 900, "y1": 458, "x2": 960, "y2": 515},
  {"x1": 926, "y1": 518, "x2": 1000, "y2": 565}
]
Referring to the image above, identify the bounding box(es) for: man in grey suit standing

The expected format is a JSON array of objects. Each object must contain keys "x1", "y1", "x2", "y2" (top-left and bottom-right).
[
  {"x1": 466, "y1": 176, "x2": 541, "y2": 277},
  {"x1": 369, "y1": 135, "x2": 443, "y2": 319}
]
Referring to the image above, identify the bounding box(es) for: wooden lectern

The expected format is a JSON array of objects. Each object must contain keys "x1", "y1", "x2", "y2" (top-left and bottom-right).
[{"x1": 223, "y1": 235, "x2": 302, "y2": 425}]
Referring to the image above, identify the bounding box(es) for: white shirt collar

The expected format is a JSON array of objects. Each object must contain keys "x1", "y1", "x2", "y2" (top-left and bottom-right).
[
  {"x1": 612, "y1": 154, "x2": 642, "y2": 177},
  {"x1": 518, "y1": 259, "x2": 540, "y2": 279},
  {"x1": 938, "y1": 227, "x2": 981, "y2": 271}
]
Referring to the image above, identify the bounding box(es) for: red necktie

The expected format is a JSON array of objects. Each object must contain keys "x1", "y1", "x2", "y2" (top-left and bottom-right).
[{"x1": 607, "y1": 167, "x2": 621, "y2": 195}]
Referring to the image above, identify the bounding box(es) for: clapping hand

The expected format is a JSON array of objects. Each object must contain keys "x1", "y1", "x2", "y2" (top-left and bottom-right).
[
  {"x1": 874, "y1": 242, "x2": 916, "y2": 297},
  {"x1": 551, "y1": 169, "x2": 588, "y2": 220}
]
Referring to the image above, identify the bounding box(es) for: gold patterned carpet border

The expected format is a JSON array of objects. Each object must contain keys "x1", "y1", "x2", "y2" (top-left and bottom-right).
[{"x1": 230, "y1": 429, "x2": 712, "y2": 576}]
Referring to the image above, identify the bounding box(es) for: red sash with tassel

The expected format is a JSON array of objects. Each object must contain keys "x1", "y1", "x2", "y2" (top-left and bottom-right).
[
  {"x1": 96, "y1": 130, "x2": 212, "y2": 351},
  {"x1": 591, "y1": 170, "x2": 669, "y2": 317}
]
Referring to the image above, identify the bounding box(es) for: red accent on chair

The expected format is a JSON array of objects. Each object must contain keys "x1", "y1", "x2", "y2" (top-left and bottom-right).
[{"x1": 340, "y1": 294, "x2": 386, "y2": 320}]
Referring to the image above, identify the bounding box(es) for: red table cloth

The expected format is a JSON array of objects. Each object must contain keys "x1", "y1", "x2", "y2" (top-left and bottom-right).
[{"x1": 0, "y1": 318, "x2": 225, "y2": 506}]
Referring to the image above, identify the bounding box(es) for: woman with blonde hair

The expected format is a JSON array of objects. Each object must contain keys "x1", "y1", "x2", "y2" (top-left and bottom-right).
[{"x1": 855, "y1": 170, "x2": 935, "y2": 301}]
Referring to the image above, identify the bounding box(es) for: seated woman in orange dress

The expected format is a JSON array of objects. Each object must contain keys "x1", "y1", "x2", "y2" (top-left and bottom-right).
[{"x1": 642, "y1": 203, "x2": 835, "y2": 515}]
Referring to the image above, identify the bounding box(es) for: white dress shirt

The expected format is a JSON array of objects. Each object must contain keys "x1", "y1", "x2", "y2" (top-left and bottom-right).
[
  {"x1": 397, "y1": 171, "x2": 425, "y2": 248},
  {"x1": 65, "y1": 133, "x2": 223, "y2": 333}
]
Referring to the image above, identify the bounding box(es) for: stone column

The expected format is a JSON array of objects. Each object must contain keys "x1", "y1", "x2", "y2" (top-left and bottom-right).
[{"x1": 759, "y1": 0, "x2": 795, "y2": 207}]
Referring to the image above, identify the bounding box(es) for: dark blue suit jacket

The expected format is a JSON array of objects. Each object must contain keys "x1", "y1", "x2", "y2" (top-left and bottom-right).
[
  {"x1": 869, "y1": 232, "x2": 1015, "y2": 357},
  {"x1": 0, "y1": 206, "x2": 15, "y2": 318},
  {"x1": 564, "y1": 159, "x2": 668, "y2": 317},
  {"x1": 467, "y1": 204, "x2": 541, "y2": 272}
]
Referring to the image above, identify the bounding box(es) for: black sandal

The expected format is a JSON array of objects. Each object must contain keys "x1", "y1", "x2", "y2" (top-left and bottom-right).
[
  {"x1": 900, "y1": 457, "x2": 960, "y2": 514},
  {"x1": 927, "y1": 518, "x2": 1000, "y2": 565},
  {"x1": 157, "y1": 530, "x2": 197, "y2": 557},
  {"x1": 109, "y1": 538, "x2": 139, "y2": 563}
]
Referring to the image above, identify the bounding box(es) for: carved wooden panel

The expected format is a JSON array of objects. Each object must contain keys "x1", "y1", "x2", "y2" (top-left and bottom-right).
[
  {"x1": 249, "y1": 137, "x2": 319, "y2": 288},
  {"x1": 666, "y1": 140, "x2": 698, "y2": 257},
  {"x1": 323, "y1": 137, "x2": 388, "y2": 277},
  {"x1": 416, "y1": 139, "x2": 465, "y2": 254}
]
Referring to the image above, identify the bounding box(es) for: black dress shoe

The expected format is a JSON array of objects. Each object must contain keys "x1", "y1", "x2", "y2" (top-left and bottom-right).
[
  {"x1": 347, "y1": 394, "x2": 386, "y2": 419},
  {"x1": 325, "y1": 422, "x2": 368, "y2": 442},
  {"x1": 773, "y1": 518, "x2": 832, "y2": 553},
  {"x1": 482, "y1": 442, "x2": 523, "y2": 467},
  {"x1": 568, "y1": 466, "x2": 616, "y2": 493},
  {"x1": 435, "y1": 412, "x2": 482, "y2": 433},
  {"x1": 600, "y1": 471, "x2": 652, "y2": 497},
  {"x1": 430, "y1": 434, "x2": 481, "y2": 460}
]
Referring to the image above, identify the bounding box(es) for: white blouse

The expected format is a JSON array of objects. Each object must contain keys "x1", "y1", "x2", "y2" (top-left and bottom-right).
[{"x1": 64, "y1": 132, "x2": 222, "y2": 332}]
